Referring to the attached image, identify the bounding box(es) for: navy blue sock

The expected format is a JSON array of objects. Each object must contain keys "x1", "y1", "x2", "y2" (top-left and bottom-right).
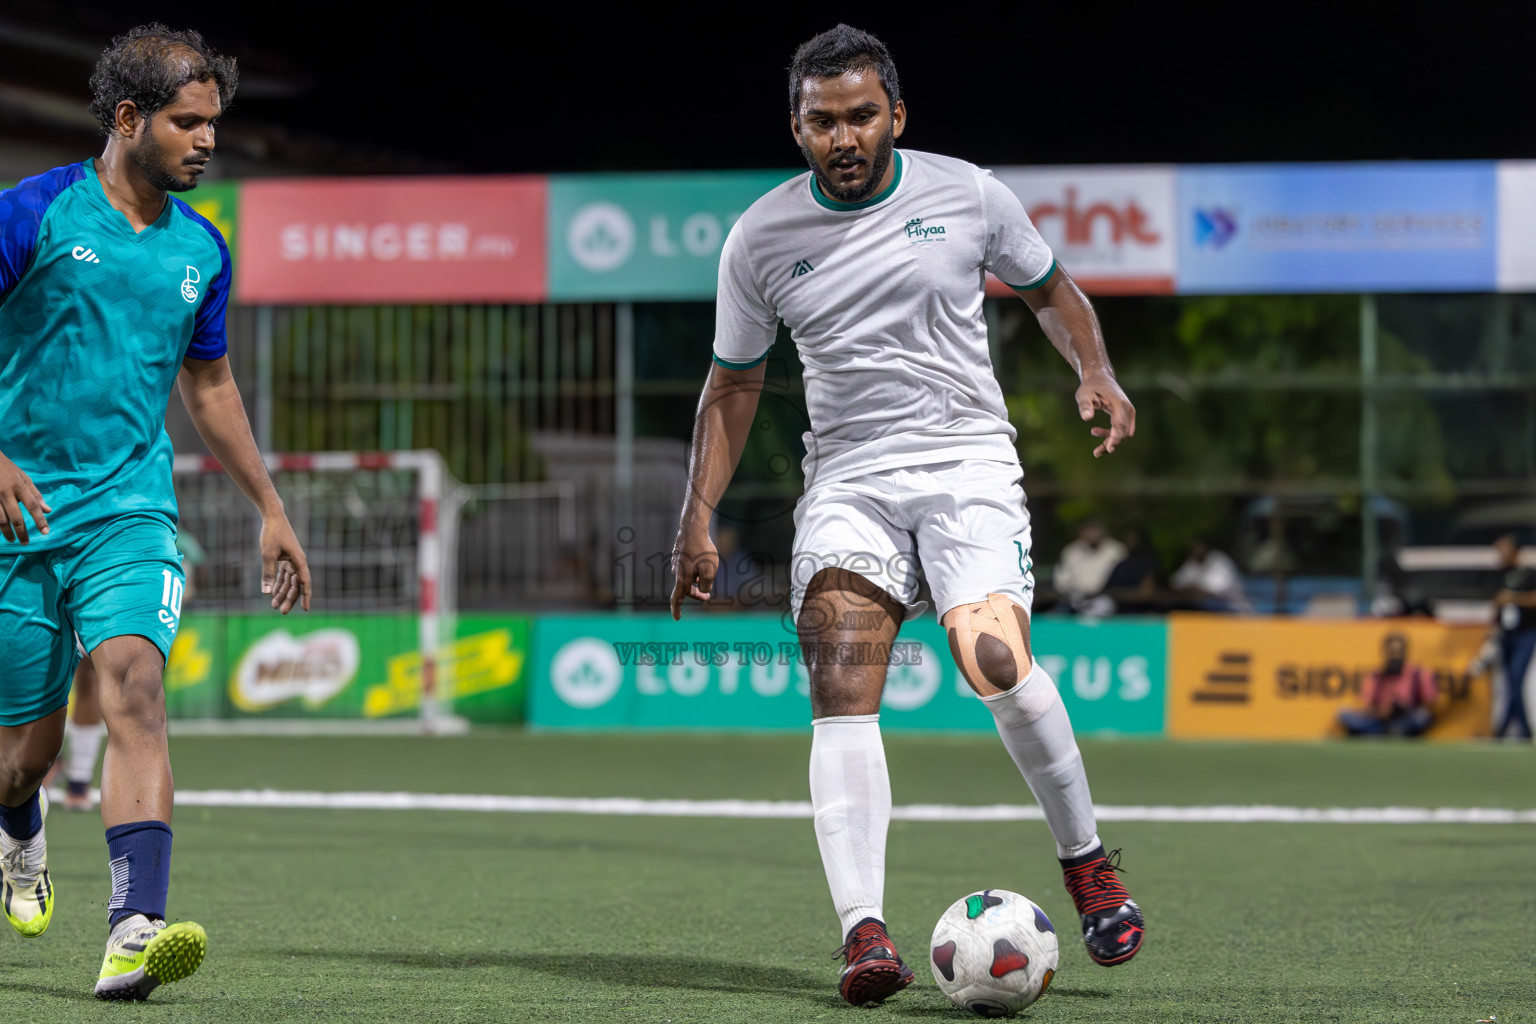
[
  {"x1": 105, "y1": 821, "x2": 172, "y2": 927},
  {"x1": 0, "y1": 789, "x2": 42, "y2": 841}
]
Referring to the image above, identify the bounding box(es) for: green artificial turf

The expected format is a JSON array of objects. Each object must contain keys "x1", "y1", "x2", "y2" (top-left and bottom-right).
[{"x1": 3, "y1": 735, "x2": 1531, "y2": 1023}]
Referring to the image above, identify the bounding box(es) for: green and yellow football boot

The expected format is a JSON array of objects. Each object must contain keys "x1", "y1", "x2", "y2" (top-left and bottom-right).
[
  {"x1": 0, "y1": 789, "x2": 53, "y2": 938},
  {"x1": 95, "y1": 915, "x2": 207, "y2": 1001}
]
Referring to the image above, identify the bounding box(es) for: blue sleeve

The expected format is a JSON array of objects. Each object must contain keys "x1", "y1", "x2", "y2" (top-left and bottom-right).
[
  {"x1": 0, "y1": 163, "x2": 86, "y2": 304},
  {"x1": 175, "y1": 199, "x2": 231, "y2": 361}
]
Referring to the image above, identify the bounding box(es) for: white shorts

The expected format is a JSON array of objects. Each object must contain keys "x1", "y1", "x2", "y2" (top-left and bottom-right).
[{"x1": 789, "y1": 460, "x2": 1035, "y2": 626}]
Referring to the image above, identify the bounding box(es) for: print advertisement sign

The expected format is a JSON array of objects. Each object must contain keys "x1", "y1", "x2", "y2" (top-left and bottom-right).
[
  {"x1": 237, "y1": 177, "x2": 547, "y2": 303},
  {"x1": 528, "y1": 613, "x2": 1165, "y2": 734},
  {"x1": 548, "y1": 171, "x2": 797, "y2": 300},
  {"x1": 1176, "y1": 162, "x2": 1498, "y2": 293},
  {"x1": 992, "y1": 166, "x2": 1177, "y2": 295},
  {"x1": 1166, "y1": 614, "x2": 1491, "y2": 740}
]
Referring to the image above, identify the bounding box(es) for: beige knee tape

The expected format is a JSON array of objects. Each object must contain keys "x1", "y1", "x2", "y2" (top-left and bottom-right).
[{"x1": 944, "y1": 593, "x2": 1032, "y2": 693}]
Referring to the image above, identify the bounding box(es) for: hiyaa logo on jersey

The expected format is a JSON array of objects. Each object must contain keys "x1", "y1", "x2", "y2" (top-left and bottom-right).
[
  {"x1": 71, "y1": 245, "x2": 101, "y2": 264},
  {"x1": 903, "y1": 217, "x2": 947, "y2": 242},
  {"x1": 181, "y1": 266, "x2": 200, "y2": 302}
]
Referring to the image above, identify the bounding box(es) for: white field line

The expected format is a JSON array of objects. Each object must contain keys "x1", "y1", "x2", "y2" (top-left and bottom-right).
[{"x1": 166, "y1": 790, "x2": 1536, "y2": 825}]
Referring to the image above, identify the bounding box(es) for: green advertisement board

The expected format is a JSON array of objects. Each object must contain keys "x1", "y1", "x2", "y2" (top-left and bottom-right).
[
  {"x1": 164, "y1": 613, "x2": 530, "y2": 723},
  {"x1": 548, "y1": 171, "x2": 798, "y2": 300},
  {"x1": 181, "y1": 179, "x2": 240, "y2": 272},
  {"x1": 528, "y1": 613, "x2": 1165, "y2": 733}
]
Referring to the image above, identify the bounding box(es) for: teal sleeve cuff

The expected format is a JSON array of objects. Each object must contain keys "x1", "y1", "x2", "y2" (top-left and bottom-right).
[
  {"x1": 712, "y1": 348, "x2": 771, "y2": 370},
  {"x1": 1006, "y1": 258, "x2": 1058, "y2": 292}
]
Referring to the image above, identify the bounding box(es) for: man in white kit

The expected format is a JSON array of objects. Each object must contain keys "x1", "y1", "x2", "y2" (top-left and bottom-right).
[{"x1": 669, "y1": 24, "x2": 1143, "y2": 1006}]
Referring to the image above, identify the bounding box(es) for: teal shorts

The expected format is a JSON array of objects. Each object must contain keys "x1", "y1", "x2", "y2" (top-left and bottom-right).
[{"x1": 0, "y1": 513, "x2": 185, "y2": 727}]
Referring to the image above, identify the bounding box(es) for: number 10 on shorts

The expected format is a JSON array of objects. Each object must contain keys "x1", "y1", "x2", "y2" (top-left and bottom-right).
[{"x1": 159, "y1": 568, "x2": 184, "y2": 627}]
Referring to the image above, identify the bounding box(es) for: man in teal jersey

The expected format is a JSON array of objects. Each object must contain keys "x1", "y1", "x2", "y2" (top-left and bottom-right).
[{"x1": 0, "y1": 24, "x2": 311, "y2": 1000}]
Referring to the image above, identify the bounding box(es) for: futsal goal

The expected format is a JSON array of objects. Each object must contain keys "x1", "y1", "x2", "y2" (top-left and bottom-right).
[{"x1": 171, "y1": 450, "x2": 462, "y2": 733}]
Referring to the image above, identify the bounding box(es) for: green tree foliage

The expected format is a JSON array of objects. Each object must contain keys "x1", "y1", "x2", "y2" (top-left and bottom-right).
[{"x1": 1000, "y1": 294, "x2": 1453, "y2": 573}]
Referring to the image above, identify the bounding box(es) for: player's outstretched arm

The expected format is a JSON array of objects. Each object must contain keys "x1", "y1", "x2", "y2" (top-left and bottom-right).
[
  {"x1": 178, "y1": 355, "x2": 312, "y2": 613},
  {"x1": 1017, "y1": 268, "x2": 1136, "y2": 458},
  {"x1": 670, "y1": 362, "x2": 766, "y2": 619}
]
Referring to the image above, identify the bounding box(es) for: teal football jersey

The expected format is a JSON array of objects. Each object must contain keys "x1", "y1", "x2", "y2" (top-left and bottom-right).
[{"x1": 0, "y1": 160, "x2": 231, "y2": 550}]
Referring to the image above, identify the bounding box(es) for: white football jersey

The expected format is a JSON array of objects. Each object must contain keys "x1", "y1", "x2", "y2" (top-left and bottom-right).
[{"x1": 712, "y1": 149, "x2": 1055, "y2": 488}]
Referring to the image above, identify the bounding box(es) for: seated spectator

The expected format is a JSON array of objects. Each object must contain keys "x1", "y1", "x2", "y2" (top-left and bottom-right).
[
  {"x1": 1053, "y1": 519, "x2": 1127, "y2": 608},
  {"x1": 1171, "y1": 540, "x2": 1249, "y2": 612},
  {"x1": 1081, "y1": 528, "x2": 1163, "y2": 616},
  {"x1": 1338, "y1": 633, "x2": 1438, "y2": 737}
]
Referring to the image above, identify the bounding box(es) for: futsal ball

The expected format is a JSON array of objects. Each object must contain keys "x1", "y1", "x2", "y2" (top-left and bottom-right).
[{"x1": 929, "y1": 889, "x2": 1059, "y2": 1017}]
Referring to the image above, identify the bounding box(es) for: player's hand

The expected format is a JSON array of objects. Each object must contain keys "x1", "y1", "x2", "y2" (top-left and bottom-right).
[
  {"x1": 260, "y1": 514, "x2": 312, "y2": 613},
  {"x1": 0, "y1": 451, "x2": 51, "y2": 544},
  {"x1": 670, "y1": 526, "x2": 719, "y2": 620},
  {"x1": 1076, "y1": 372, "x2": 1136, "y2": 458}
]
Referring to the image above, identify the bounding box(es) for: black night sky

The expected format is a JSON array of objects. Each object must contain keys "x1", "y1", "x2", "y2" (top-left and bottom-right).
[{"x1": 11, "y1": 3, "x2": 1535, "y2": 173}]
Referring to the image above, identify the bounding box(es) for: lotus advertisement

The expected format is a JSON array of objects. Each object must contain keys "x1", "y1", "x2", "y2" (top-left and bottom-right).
[
  {"x1": 547, "y1": 170, "x2": 796, "y2": 300},
  {"x1": 528, "y1": 613, "x2": 1166, "y2": 734}
]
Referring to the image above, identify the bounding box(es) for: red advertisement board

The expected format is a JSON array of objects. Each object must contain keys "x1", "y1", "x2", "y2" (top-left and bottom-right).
[
  {"x1": 237, "y1": 177, "x2": 547, "y2": 303},
  {"x1": 985, "y1": 166, "x2": 1177, "y2": 297}
]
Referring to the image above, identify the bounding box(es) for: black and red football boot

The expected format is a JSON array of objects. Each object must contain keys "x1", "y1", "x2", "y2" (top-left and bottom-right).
[
  {"x1": 1062, "y1": 847, "x2": 1144, "y2": 966},
  {"x1": 834, "y1": 917, "x2": 915, "y2": 1005}
]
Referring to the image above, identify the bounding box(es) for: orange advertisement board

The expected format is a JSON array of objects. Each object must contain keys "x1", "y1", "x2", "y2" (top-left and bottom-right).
[{"x1": 1167, "y1": 615, "x2": 1491, "y2": 740}]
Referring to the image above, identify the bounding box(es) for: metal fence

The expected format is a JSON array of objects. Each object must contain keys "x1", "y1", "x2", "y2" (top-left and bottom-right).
[
  {"x1": 167, "y1": 293, "x2": 1536, "y2": 612},
  {"x1": 174, "y1": 464, "x2": 421, "y2": 613}
]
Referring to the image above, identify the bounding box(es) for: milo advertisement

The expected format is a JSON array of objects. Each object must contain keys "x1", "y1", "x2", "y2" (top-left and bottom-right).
[
  {"x1": 528, "y1": 613, "x2": 1165, "y2": 733},
  {"x1": 164, "y1": 613, "x2": 530, "y2": 723}
]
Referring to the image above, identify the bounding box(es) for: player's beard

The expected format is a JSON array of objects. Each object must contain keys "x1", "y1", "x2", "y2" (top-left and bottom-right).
[
  {"x1": 802, "y1": 124, "x2": 895, "y2": 204},
  {"x1": 131, "y1": 129, "x2": 200, "y2": 194}
]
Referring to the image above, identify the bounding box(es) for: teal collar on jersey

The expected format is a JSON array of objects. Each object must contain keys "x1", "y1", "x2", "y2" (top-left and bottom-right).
[
  {"x1": 82, "y1": 159, "x2": 175, "y2": 243},
  {"x1": 809, "y1": 150, "x2": 904, "y2": 212}
]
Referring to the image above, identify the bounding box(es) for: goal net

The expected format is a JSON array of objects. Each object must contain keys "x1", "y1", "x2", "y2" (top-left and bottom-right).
[{"x1": 171, "y1": 450, "x2": 461, "y2": 732}]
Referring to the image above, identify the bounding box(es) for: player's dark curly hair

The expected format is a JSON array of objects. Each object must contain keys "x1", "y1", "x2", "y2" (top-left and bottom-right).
[
  {"x1": 88, "y1": 23, "x2": 238, "y2": 135},
  {"x1": 788, "y1": 24, "x2": 900, "y2": 118}
]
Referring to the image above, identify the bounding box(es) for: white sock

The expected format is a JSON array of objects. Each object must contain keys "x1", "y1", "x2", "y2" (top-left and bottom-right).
[
  {"x1": 809, "y1": 715, "x2": 890, "y2": 939},
  {"x1": 66, "y1": 722, "x2": 104, "y2": 787},
  {"x1": 981, "y1": 663, "x2": 1101, "y2": 859}
]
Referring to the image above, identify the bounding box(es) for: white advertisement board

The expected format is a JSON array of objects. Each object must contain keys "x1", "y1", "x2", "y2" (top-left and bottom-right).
[{"x1": 1497, "y1": 162, "x2": 1536, "y2": 292}]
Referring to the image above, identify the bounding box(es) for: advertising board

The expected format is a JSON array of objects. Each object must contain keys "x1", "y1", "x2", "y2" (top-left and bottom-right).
[
  {"x1": 237, "y1": 177, "x2": 547, "y2": 303},
  {"x1": 548, "y1": 171, "x2": 796, "y2": 300},
  {"x1": 992, "y1": 166, "x2": 1176, "y2": 295},
  {"x1": 1166, "y1": 614, "x2": 1490, "y2": 740},
  {"x1": 1496, "y1": 161, "x2": 1536, "y2": 292},
  {"x1": 1177, "y1": 163, "x2": 1498, "y2": 293},
  {"x1": 528, "y1": 613, "x2": 1164, "y2": 733},
  {"x1": 162, "y1": 613, "x2": 530, "y2": 723}
]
